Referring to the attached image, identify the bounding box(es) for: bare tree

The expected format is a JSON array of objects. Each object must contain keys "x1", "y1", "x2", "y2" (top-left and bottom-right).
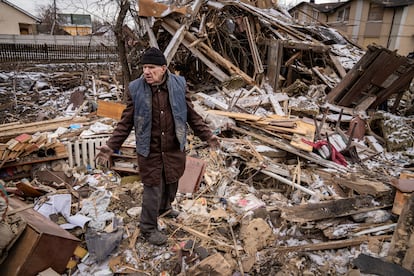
[
  {"x1": 36, "y1": 2, "x2": 65, "y2": 34},
  {"x1": 114, "y1": 0, "x2": 132, "y2": 99},
  {"x1": 64, "y1": 0, "x2": 147, "y2": 100}
]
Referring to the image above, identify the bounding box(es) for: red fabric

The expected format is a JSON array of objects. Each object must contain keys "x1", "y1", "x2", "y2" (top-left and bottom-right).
[{"x1": 302, "y1": 139, "x2": 348, "y2": 166}]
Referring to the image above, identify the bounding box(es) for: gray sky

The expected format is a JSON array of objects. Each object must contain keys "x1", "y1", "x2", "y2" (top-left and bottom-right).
[
  {"x1": 8, "y1": 0, "x2": 338, "y2": 18},
  {"x1": 9, "y1": 0, "x2": 75, "y2": 16},
  {"x1": 9, "y1": 0, "x2": 119, "y2": 22}
]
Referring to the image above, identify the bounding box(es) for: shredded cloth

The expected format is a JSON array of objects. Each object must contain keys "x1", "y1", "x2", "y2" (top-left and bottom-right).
[{"x1": 302, "y1": 139, "x2": 348, "y2": 167}]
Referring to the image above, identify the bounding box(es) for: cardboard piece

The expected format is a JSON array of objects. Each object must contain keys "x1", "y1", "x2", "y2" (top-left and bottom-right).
[
  {"x1": 0, "y1": 198, "x2": 79, "y2": 276},
  {"x1": 96, "y1": 100, "x2": 126, "y2": 120},
  {"x1": 178, "y1": 156, "x2": 206, "y2": 194}
]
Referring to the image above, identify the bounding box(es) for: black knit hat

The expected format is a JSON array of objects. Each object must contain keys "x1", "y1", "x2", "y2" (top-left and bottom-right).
[{"x1": 141, "y1": 47, "x2": 167, "y2": 66}]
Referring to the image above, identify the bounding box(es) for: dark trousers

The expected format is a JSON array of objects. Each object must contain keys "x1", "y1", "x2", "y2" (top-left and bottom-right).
[{"x1": 140, "y1": 170, "x2": 178, "y2": 233}]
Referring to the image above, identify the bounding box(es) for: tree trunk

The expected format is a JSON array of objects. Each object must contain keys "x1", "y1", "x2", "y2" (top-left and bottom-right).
[{"x1": 114, "y1": 0, "x2": 131, "y2": 101}]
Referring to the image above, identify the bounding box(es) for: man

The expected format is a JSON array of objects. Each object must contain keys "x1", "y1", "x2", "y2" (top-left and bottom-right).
[{"x1": 96, "y1": 47, "x2": 219, "y2": 245}]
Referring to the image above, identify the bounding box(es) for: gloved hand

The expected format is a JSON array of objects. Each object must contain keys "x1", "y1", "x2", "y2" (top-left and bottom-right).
[
  {"x1": 95, "y1": 145, "x2": 114, "y2": 166},
  {"x1": 207, "y1": 135, "x2": 220, "y2": 150}
]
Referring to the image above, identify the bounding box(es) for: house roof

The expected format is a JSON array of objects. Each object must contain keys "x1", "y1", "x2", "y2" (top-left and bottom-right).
[
  {"x1": 372, "y1": 0, "x2": 414, "y2": 7},
  {"x1": 289, "y1": 1, "x2": 350, "y2": 13},
  {"x1": 290, "y1": 0, "x2": 414, "y2": 11},
  {"x1": 311, "y1": 2, "x2": 350, "y2": 13},
  {"x1": 1, "y1": 0, "x2": 40, "y2": 22}
]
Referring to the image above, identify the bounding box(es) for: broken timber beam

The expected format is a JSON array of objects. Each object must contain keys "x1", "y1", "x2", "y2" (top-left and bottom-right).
[
  {"x1": 243, "y1": 16, "x2": 263, "y2": 76},
  {"x1": 230, "y1": 125, "x2": 348, "y2": 172},
  {"x1": 329, "y1": 53, "x2": 347, "y2": 78},
  {"x1": 275, "y1": 235, "x2": 391, "y2": 253},
  {"x1": 259, "y1": 168, "x2": 317, "y2": 197},
  {"x1": 333, "y1": 175, "x2": 391, "y2": 196},
  {"x1": 267, "y1": 40, "x2": 283, "y2": 91},
  {"x1": 141, "y1": 17, "x2": 159, "y2": 48},
  {"x1": 166, "y1": 220, "x2": 234, "y2": 250},
  {"x1": 387, "y1": 193, "x2": 414, "y2": 272},
  {"x1": 326, "y1": 45, "x2": 383, "y2": 103},
  {"x1": 163, "y1": 18, "x2": 255, "y2": 85},
  {"x1": 279, "y1": 195, "x2": 392, "y2": 223},
  {"x1": 161, "y1": 22, "x2": 230, "y2": 82},
  {"x1": 163, "y1": 0, "x2": 204, "y2": 66},
  {"x1": 164, "y1": 24, "x2": 187, "y2": 66},
  {"x1": 338, "y1": 50, "x2": 404, "y2": 106},
  {"x1": 0, "y1": 117, "x2": 90, "y2": 142}
]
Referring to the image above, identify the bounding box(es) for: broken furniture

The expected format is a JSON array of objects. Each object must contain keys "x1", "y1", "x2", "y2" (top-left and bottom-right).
[{"x1": 0, "y1": 197, "x2": 79, "y2": 276}]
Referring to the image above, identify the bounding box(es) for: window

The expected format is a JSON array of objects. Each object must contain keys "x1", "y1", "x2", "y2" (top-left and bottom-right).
[
  {"x1": 312, "y1": 10, "x2": 319, "y2": 22},
  {"x1": 58, "y1": 14, "x2": 92, "y2": 26},
  {"x1": 368, "y1": 3, "x2": 384, "y2": 21},
  {"x1": 337, "y1": 6, "x2": 350, "y2": 22}
]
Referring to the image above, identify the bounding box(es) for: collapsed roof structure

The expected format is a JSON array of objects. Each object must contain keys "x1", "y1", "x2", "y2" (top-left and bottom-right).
[{"x1": 0, "y1": 0, "x2": 414, "y2": 275}]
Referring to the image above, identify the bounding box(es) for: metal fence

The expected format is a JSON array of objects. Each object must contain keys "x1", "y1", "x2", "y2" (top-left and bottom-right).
[{"x1": 0, "y1": 43, "x2": 118, "y2": 63}]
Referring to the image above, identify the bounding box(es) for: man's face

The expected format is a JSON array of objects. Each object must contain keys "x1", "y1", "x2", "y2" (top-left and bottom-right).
[{"x1": 143, "y1": 64, "x2": 167, "y2": 84}]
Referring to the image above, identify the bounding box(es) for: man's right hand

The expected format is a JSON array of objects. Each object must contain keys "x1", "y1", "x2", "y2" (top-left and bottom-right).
[{"x1": 95, "y1": 145, "x2": 114, "y2": 166}]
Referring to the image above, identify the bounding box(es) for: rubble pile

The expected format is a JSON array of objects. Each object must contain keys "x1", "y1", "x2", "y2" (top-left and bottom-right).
[{"x1": 0, "y1": 0, "x2": 414, "y2": 275}]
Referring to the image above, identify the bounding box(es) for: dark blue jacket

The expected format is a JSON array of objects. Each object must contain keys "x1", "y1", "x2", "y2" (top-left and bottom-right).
[{"x1": 128, "y1": 72, "x2": 187, "y2": 157}]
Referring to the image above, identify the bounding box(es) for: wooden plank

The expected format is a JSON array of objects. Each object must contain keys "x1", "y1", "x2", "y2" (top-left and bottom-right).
[
  {"x1": 355, "y1": 95, "x2": 377, "y2": 112},
  {"x1": 230, "y1": 125, "x2": 348, "y2": 172},
  {"x1": 280, "y1": 195, "x2": 392, "y2": 223},
  {"x1": 164, "y1": 18, "x2": 255, "y2": 85},
  {"x1": 312, "y1": 66, "x2": 337, "y2": 89},
  {"x1": 329, "y1": 53, "x2": 347, "y2": 78},
  {"x1": 281, "y1": 40, "x2": 329, "y2": 53},
  {"x1": 260, "y1": 169, "x2": 317, "y2": 196},
  {"x1": 235, "y1": 1, "x2": 318, "y2": 43},
  {"x1": 163, "y1": 0, "x2": 204, "y2": 65},
  {"x1": 267, "y1": 40, "x2": 283, "y2": 91},
  {"x1": 97, "y1": 100, "x2": 126, "y2": 120},
  {"x1": 208, "y1": 110, "x2": 262, "y2": 121},
  {"x1": 166, "y1": 220, "x2": 234, "y2": 250},
  {"x1": 372, "y1": 64, "x2": 414, "y2": 108},
  {"x1": 164, "y1": 24, "x2": 187, "y2": 66},
  {"x1": 275, "y1": 235, "x2": 391, "y2": 253},
  {"x1": 338, "y1": 51, "x2": 401, "y2": 106},
  {"x1": 253, "y1": 119, "x2": 314, "y2": 136},
  {"x1": 387, "y1": 193, "x2": 414, "y2": 272},
  {"x1": 322, "y1": 221, "x2": 393, "y2": 239},
  {"x1": 243, "y1": 16, "x2": 263, "y2": 75},
  {"x1": 0, "y1": 117, "x2": 78, "y2": 132},
  {"x1": 0, "y1": 117, "x2": 90, "y2": 143},
  {"x1": 161, "y1": 22, "x2": 230, "y2": 82},
  {"x1": 266, "y1": 41, "x2": 279, "y2": 89},
  {"x1": 290, "y1": 120, "x2": 315, "y2": 152},
  {"x1": 235, "y1": 94, "x2": 270, "y2": 108},
  {"x1": 268, "y1": 94, "x2": 285, "y2": 115},
  {"x1": 197, "y1": 93, "x2": 229, "y2": 111},
  {"x1": 141, "y1": 17, "x2": 159, "y2": 48},
  {"x1": 334, "y1": 175, "x2": 391, "y2": 196},
  {"x1": 326, "y1": 45, "x2": 382, "y2": 103}
]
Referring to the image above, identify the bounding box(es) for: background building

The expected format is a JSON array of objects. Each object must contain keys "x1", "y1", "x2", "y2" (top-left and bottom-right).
[
  {"x1": 289, "y1": 0, "x2": 414, "y2": 55},
  {"x1": 0, "y1": 0, "x2": 39, "y2": 35},
  {"x1": 58, "y1": 14, "x2": 92, "y2": 36}
]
